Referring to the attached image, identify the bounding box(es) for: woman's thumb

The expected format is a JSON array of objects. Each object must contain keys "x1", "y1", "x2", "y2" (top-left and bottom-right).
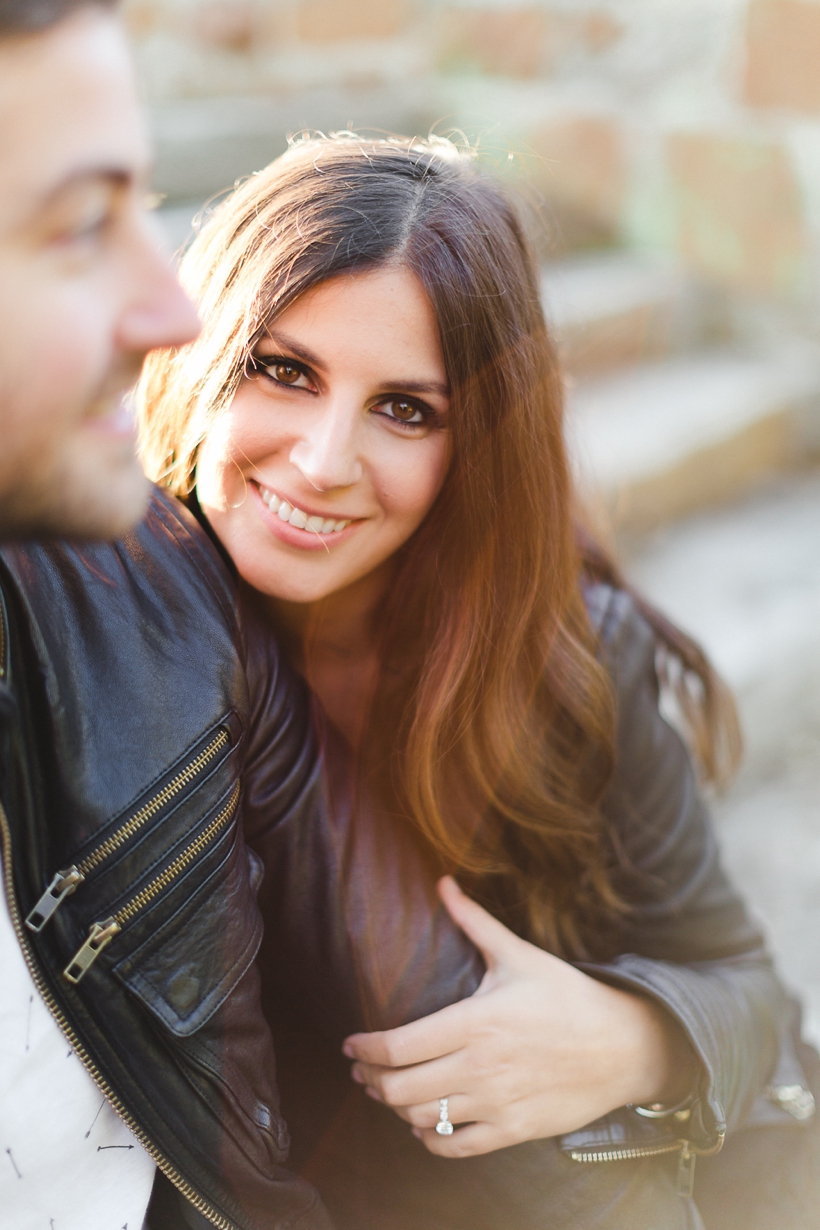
[{"x1": 437, "y1": 875, "x2": 523, "y2": 968}]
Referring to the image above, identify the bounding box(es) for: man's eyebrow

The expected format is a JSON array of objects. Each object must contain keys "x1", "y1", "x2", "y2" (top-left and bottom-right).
[
  {"x1": 40, "y1": 165, "x2": 134, "y2": 208},
  {"x1": 263, "y1": 329, "x2": 450, "y2": 398}
]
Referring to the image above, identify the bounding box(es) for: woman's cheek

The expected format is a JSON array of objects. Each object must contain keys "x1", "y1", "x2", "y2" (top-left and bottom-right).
[
  {"x1": 196, "y1": 412, "x2": 248, "y2": 512},
  {"x1": 390, "y1": 436, "x2": 451, "y2": 531}
]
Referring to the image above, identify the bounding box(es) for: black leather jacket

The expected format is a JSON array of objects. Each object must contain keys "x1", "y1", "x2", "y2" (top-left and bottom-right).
[
  {"x1": 0, "y1": 490, "x2": 331, "y2": 1230},
  {"x1": 246, "y1": 585, "x2": 816, "y2": 1230}
]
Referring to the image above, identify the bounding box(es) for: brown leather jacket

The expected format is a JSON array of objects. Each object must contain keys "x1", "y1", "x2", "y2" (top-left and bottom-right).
[{"x1": 245, "y1": 584, "x2": 815, "y2": 1230}]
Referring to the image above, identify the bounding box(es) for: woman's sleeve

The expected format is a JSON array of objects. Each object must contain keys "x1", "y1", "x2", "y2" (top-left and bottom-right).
[
  {"x1": 236, "y1": 589, "x2": 324, "y2": 848},
  {"x1": 579, "y1": 586, "x2": 791, "y2": 1150}
]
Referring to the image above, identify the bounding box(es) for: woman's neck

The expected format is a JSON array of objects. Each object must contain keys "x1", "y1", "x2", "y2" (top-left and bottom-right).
[{"x1": 266, "y1": 564, "x2": 391, "y2": 746}]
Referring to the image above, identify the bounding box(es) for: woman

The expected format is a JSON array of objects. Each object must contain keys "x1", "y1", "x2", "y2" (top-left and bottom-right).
[{"x1": 138, "y1": 135, "x2": 818, "y2": 1229}]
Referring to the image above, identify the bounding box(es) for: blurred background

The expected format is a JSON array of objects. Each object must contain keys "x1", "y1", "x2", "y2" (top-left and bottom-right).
[{"x1": 127, "y1": 0, "x2": 820, "y2": 1041}]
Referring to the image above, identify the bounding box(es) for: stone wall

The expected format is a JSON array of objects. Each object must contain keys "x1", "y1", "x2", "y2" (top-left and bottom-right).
[{"x1": 126, "y1": 0, "x2": 820, "y2": 319}]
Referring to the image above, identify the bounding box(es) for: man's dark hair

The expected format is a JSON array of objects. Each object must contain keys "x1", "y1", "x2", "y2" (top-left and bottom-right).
[{"x1": 0, "y1": 0, "x2": 116, "y2": 36}]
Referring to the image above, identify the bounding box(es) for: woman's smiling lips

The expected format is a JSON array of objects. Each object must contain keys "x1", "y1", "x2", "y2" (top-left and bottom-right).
[{"x1": 251, "y1": 481, "x2": 362, "y2": 550}]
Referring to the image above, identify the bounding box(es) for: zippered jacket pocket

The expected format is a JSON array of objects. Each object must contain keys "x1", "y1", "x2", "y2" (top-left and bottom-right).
[
  {"x1": 26, "y1": 717, "x2": 237, "y2": 933},
  {"x1": 109, "y1": 802, "x2": 289, "y2": 1175},
  {"x1": 63, "y1": 780, "x2": 241, "y2": 984}
]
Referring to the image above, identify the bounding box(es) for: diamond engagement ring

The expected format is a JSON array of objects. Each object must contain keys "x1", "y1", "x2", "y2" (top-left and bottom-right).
[{"x1": 435, "y1": 1097, "x2": 454, "y2": 1136}]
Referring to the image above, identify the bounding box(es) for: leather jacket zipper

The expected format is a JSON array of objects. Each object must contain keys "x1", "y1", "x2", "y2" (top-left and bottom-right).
[
  {"x1": 64, "y1": 780, "x2": 240, "y2": 984},
  {"x1": 569, "y1": 1131, "x2": 725, "y2": 1199},
  {"x1": 0, "y1": 799, "x2": 240, "y2": 1230},
  {"x1": 26, "y1": 728, "x2": 230, "y2": 932}
]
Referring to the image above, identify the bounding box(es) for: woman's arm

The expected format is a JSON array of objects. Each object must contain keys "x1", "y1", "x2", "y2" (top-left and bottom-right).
[
  {"x1": 580, "y1": 586, "x2": 787, "y2": 1146},
  {"x1": 343, "y1": 588, "x2": 788, "y2": 1157}
]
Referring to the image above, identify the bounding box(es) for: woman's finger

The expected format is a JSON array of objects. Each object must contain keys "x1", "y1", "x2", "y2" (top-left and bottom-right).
[
  {"x1": 352, "y1": 1052, "x2": 464, "y2": 1109},
  {"x1": 343, "y1": 995, "x2": 474, "y2": 1067},
  {"x1": 387, "y1": 1094, "x2": 473, "y2": 1130},
  {"x1": 413, "y1": 1119, "x2": 509, "y2": 1159},
  {"x1": 437, "y1": 877, "x2": 526, "y2": 973}
]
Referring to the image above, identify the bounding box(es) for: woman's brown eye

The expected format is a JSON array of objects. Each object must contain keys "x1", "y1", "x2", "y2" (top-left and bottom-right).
[
  {"x1": 275, "y1": 363, "x2": 301, "y2": 385},
  {"x1": 392, "y1": 400, "x2": 418, "y2": 422}
]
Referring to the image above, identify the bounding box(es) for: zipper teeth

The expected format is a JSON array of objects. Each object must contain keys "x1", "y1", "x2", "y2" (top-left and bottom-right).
[
  {"x1": 114, "y1": 782, "x2": 240, "y2": 927},
  {"x1": 79, "y1": 729, "x2": 229, "y2": 876},
  {"x1": 570, "y1": 1140, "x2": 685, "y2": 1163},
  {"x1": 0, "y1": 801, "x2": 237, "y2": 1230}
]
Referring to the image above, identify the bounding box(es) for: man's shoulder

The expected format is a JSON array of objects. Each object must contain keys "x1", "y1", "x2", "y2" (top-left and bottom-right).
[
  {"x1": 0, "y1": 485, "x2": 249, "y2": 853},
  {"x1": 136, "y1": 486, "x2": 238, "y2": 623},
  {"x1": 1, "y1": 485, "x2": 237, "y2": 633}
]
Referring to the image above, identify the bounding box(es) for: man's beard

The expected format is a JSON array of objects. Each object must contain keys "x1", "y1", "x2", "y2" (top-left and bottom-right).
[{"x1": 0, "y1": 360, "x2": 150, "y2": 542}]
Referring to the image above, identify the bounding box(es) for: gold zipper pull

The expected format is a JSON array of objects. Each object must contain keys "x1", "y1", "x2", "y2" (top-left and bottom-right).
[
  {"x1": 25, "y1": 866, "x2": 85, "y2": 932},
  {"x1": 63, "y1": 917, "x2": 121, "y2": 984},
  {"x1": 676, "y1": 1142, "x2": 696, "y2": 1199}
]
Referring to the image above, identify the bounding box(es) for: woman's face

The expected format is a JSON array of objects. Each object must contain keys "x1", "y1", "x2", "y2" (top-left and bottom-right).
[{"x1": 197, "y1": 266, "x2": 452, "y2": 604}]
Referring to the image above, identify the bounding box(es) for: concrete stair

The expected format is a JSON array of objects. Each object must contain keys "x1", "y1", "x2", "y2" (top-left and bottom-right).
[
  {"x1": 156, "y1": 202, "x2": 201, "y2": 257},
  {"x1": 629, "y1": 470, "x2": 820, "y2": 1043},
  {"x1": 543, "y1": 252, "x2": 820, "y2": 534},
  {"x1": 541, "y1": 252, "x2": 718, "y2": 380},
  {"x1": 149, "y1": 89, "x2": 430, "y2": 207}
]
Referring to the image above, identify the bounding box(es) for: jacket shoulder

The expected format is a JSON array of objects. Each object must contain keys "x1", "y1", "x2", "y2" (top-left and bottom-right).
[
  {"x1": 583, "y1": 580, "x2": 656, "y2": 690},
  {"x1": 135, "y1": 487, "x2": 237, "y2": 625},
  {"x1": 0, "y1": 487, "x2": 248, "y2": 847}
]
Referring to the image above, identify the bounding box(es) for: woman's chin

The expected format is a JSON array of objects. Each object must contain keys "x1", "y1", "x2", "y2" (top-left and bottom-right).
[{"x1": 237, "y1": 560, "x2": 347, "y2": 606}]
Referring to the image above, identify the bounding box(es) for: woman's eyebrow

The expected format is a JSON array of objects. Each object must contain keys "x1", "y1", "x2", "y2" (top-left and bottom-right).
[
  {"x1": 386, "y1": 378, "x2": 450, "y2": 398},
  {"x1": 263, "y1": 330, "x2": 324, "y2": 371}
]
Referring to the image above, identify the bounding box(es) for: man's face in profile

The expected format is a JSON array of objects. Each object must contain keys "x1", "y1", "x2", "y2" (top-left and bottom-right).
[{"x1": 0, "y1": 6, "x2": 199, "y2": 539}]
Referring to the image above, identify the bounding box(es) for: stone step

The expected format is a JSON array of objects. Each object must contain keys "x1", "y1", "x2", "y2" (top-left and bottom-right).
[
  {"x1": 149, "y1": 89, "x2": 428, "y2": 205},
  {"x1": 157, "y1": 202, "x2": 201, "y2": 257},
  {"x1": 569, "y1": 343, "x2": 820, "y2": 533},
  {"x1": 629, "y1": 470, "x2": 820, "y2": 1045},
  {"x1": 541, "y1": 251, "x2": 721, "y2": 380}
]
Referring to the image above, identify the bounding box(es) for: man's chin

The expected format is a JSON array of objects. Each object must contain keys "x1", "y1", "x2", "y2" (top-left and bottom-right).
[{"x1": 0, "y1": 452, "x2": 151, "y2": 542}]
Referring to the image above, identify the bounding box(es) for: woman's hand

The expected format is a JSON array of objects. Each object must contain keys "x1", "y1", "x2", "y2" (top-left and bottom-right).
[{"x1": 342, "y1": 877, "x2": 697, "y2": 1158}]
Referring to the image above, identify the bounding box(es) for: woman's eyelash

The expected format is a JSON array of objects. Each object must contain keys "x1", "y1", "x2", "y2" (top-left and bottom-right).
[
  {"x1": 253, "y1": 355, "x2": 312, "y2": 386},
  {"x1": 377, "y1": 397, "x2": 439, "y2": 429}
]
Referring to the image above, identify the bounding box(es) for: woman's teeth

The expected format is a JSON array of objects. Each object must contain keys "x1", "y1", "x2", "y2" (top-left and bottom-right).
[{"x1": 259, "y1": 486, "x2": 351, "y2": 535}]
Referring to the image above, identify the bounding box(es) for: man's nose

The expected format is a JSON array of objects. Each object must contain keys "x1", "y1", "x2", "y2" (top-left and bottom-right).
[
  {"x1": 289, "y1": 400, "x2": 364, "y2": 492},
  {"x1": 117, "y1": 218, "x2": 201, "y2": 357}
]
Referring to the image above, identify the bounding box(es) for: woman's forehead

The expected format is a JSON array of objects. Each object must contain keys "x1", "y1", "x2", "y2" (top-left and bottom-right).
[{"x1": 262, "y1": 268, "x2": 447, "y2": 388}]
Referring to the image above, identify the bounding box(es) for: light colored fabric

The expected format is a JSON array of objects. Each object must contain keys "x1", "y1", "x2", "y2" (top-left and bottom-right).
[{"x1": 0, "y1": 853, "x2": 156, "y2": 1230}]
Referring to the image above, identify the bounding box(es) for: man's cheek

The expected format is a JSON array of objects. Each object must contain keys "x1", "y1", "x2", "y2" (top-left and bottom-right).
[{"x1": 0, "y1": 270, "x2": 105, "y2": 409}]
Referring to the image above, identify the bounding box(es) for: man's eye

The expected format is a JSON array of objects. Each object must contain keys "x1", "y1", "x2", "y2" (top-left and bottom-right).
[
  {"x1": 72, "y1": 211, "x2": 110, "y2": 240},
  {"x1": 381, "y1": 399, "x2": 425, "y2": 425},
  {"x1": 52, "y1": 206, "x2": 111, "y2": 247}
]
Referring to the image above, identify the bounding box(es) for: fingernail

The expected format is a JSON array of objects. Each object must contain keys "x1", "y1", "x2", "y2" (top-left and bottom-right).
[
  {"x1": 411, "y1": 1127, "x2": 422, "y2": 1139},
  {"x1": 351, "y1": 1067, "x2": 364, "y2": 1084},
  {"x1": 365, "y1": 1087, "x2": 382, "y2": 1102},
  {"x1": 342, "y1": 1042, "x2": 355, "y2": 1058}
]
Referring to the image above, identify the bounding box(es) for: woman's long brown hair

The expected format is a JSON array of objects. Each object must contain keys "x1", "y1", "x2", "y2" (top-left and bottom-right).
[{"x1": 139, "y1": 135, "x2": 740, "y2": 959}]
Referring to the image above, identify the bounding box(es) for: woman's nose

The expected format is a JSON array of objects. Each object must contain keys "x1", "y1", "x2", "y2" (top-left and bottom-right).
[{"x1": 289, "y1": 402, "x2": 364, "y2": 492}]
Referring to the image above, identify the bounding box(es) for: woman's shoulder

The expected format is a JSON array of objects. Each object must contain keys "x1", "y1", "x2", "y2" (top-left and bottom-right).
[{"x1": 582, "y1": 581, "x2": 657, "y2": 693}]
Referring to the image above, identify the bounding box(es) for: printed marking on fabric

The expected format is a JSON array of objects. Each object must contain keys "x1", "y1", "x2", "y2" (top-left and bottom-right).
[{"x1": 85, "y1": 1098, "x2": 106, "y2": 1139}]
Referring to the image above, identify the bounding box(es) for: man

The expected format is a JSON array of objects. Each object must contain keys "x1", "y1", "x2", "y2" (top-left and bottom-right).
[
  {"x1": 0, "y1": 4, "x2": 333, "y2": 1228},
  {"x1": 0, "y1": 0, "x2": 197, "y2": 539}
]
